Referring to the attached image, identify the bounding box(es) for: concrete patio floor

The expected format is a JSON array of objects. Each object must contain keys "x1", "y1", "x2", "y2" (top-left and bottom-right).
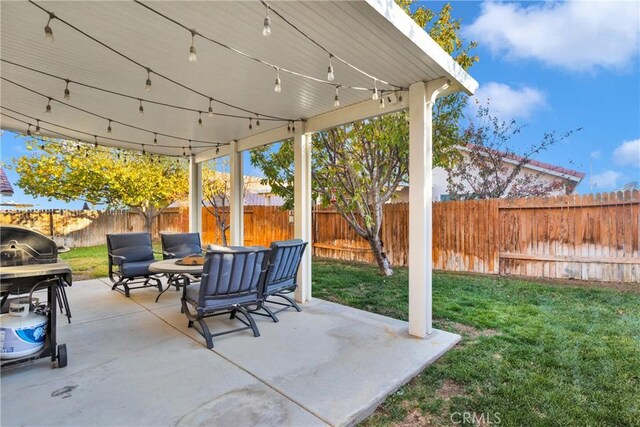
[{"x1": 1, "y1": 278, "x2": 460, "y2": 427}]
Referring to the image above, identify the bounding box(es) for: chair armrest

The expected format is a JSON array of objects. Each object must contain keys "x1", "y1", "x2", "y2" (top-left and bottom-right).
[
  {"x1": 108, "y1": 253, "x2": 127, "y2": 265},
  {"x1": 163, "y1": 251, "x2": 176, "y2": 258}
]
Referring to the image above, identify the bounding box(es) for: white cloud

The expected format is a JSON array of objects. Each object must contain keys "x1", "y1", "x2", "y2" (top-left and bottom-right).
[
  {"x1": 472, "y1": 82, "x2": 546, "y2": 119},
  {"x1": 465, "y1": 1, "x2": 640, "y2": 72},
  {"x1": 591, "y1": 170, "x2": 622, "y2": 190},
  {"x1": 613, "y1": 139, "x2": 640, "y2": 167}
]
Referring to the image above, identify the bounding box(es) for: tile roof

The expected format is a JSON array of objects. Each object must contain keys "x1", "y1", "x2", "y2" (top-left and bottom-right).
[{"x1": 0, "y1": 167, "x2": 14, "y2": 196}]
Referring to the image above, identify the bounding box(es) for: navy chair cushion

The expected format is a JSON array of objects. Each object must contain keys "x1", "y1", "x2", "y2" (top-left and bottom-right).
[
  {"x1": 161, "y1": 233, "x2": 202, "y2": 259},
  {"x1": 265, "y1": 239, "x2": 306, "y2": 293},
  {"x1": 107, "y1": 233, "x2": 154, "y2": 264},
  {"x1": 121, "y1": 260, "x2": 155, "y2": 278}
]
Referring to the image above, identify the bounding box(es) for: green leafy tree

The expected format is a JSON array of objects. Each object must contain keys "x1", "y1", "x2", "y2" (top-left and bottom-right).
[
  {"x1": 251, "y1": 2, "x2": 478, "y2": 275},
  {"x1": 12, "y1": 138, "x2": 188, "y2": 231}
]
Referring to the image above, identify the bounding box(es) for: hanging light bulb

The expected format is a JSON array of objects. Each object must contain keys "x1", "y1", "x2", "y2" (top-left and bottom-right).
[
  {"x1": 182, "y1": 147, "x2": 186, "y2": 157},
  {"x1": 188, "y1": 140, "x2": 192, "y2": 153},
  {"x1": 287, "y1": 122, "x2": 291, "y2": 133},
  {"x1": 145, "y1": 69, "x2": 152, "y2": 92},
  {"x1": 188, "y1": 30, "x2": 198, "y2": 62},
  {"x1": 263, "y1": 7, "x2": 271, "y2": 37},
  {"x1": 138, "y1": 99, "x2": 144, "y2": 116},
  {"x1": 142, "y1": 144, "x2": 146, "y2": 156},
  {"x1": 153, "y1": 133, "x2": 158, "y2": 144},
  {"x1": 291, "y1": 122, "x2": 296, "y2": 133},
  {"x1": 249, "y1": 118, "x2": 253, "y2": 131},
  {"x1": 107, "y1": 119, "x2": 112, "y2": 134},
  {"x1": 35, "y1": 120, "x2": 41, "y2": 135},
  {"x1": 334, "y1": 86, "x2": 340, "y2": 107},
  {"x1": 398, "y1": 94, "x2": 403, "y2": 103},
  {"x1": 198, "y1": 112, "x2": 203, "y2": 127},
  {"x1": 208, "y1": 98, "x2": 214, "y2": 117},
  {"x1": 255, "y1": 114, "x2": 260, "y2": 127},
  {"x1": 63, "y1": 80, "x2": 71, "y2": 100},
  {"x1": 216, "y1": 146, "x2": 220, "y2": 155},
  {"x1": 274, "y1": 68, "x2": 281, "y2": 93},
  {"x1": 372, "y1": 79, "x2": 379, "y2": 100},
  {"x1": 94, "y1": 135, "x2": 98, "y2": 148},
  {"x1": 26, "y1": 124, "x2": 32, "y2": 136},
  {"x1": 327, "y1": 54, "x2": 335, "y2": 81},
  {"x1": 44, "y1": 13, "x2": 55, "y2": 43},
  {"x1": 45, "y1": 98, "x2": 52, "y2": 114},
  {"x1": 379, "y1": 95, "x2": 385, "y2": 109}
]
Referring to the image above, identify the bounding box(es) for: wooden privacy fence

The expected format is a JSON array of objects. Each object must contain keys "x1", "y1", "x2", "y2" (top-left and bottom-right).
[{"x1": 1, "y1": 190, "x2": 637, "y2": 282}]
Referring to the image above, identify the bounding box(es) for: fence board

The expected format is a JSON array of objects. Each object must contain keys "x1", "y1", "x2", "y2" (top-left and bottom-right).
[{"x1": 1, "y1": 190, "x2": 637, "y2": 283}]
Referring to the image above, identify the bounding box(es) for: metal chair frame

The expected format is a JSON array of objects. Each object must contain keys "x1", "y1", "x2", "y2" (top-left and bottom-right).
[{"x1": 181, "y1": 247, "x2": 271, "y2": 349}]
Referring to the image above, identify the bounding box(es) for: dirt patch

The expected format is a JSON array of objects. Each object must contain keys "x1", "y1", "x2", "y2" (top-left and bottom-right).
[
  {"x1": 394, "y1": 408, "x2": 438, "y2": 426},
  {"x1": 439, "y1": 321, "x2": 499, "y2": 340},
  {"x1": 436, "y1": 379, "x2": 466, "y2": 400}
]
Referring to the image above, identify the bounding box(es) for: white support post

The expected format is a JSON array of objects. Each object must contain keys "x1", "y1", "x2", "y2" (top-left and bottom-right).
[
  {"x1": 408, "y1": 79, "x2": 449, "y2": 338},
  {"x1": 293, "y1": 126, "x2": 312, "y2": 304},
  {"x1": 229, "y1": 140, "x2": 244, "y2": 246},
  {"x1": 188, "y1": 155, "x2": 202, "y2": 234}
]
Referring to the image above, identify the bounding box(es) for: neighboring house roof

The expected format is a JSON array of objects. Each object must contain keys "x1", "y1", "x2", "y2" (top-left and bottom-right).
[
  {"x1": 0, "y1": 167, "x2": 14, "y2": 196},
  {"x1": 463, "y1": 144, "x2": 585, "y2": 182}
]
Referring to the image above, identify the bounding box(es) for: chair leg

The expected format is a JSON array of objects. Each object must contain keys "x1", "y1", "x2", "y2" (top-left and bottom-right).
[
  {"x1": 195, "y1": 319, "x2": 214, "y2": 349},
  {"x1": 261, "y1": 305, "x2": 279, "y2": 323},
  {"x1": 236, "y1": 306, "x2": 260, "y2": 337},
  {"x1": 230, "y1": 309, "x2": 237, "y2": 319}
]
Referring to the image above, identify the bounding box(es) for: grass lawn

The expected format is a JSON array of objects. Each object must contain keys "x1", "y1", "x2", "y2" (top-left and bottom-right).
[
  {"x1": 312, "y1": 259, "x2": 640, "y2": 427},
  {"x1": 61, "y1": 246, "x2": 639, "y2": 426}
]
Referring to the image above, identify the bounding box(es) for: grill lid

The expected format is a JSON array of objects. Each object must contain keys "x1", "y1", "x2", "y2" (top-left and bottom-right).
[{"x1": 0, "y1": 225, "x2": 58, "y2": 267}]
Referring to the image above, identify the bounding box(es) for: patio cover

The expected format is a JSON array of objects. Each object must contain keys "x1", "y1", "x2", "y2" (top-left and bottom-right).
[{"x1": 0, "y1": 0, "x2": 477, "y2": 337}]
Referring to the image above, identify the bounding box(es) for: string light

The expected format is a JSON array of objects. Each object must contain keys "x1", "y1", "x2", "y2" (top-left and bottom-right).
[
  {"x1": 216, "y1": 146, "x2": 220, "y2": 155},
  {"x1": 188, "y1": 30, "x2": 197, "y2": 62},
  {"x1": 197, "y1": 111, "x2": 203, "y2": 127},
  {"x1": 45, "y1": 97, "x2": 52, "y2": 114},
  {"x1": 35, "y1": 120, "x2": 41, "y2": 135},
  {"x1": 94, "y1": 135, "x2": 98, "y2": 148},
  {"x1": 249, "y1": 118, "x2": 253, "y2": 131},
  {"x1": 144, "y1": 68, "x2": 152, "y2": 92},
  {"x1": 107, "y1": 119, "x2": 112, "y2": 133},
  {"x1": 142, "y1": 144, "x2": 146, "y2": 155},
  {"x1": 287, "y1": 122, "x2": 291, "y2": 133},
  {"x1": 262, "y1": 6, "x2": 271, "y2": 37},
  {"x1": 255, "y1": 114, "x2": 260, "y2": 127},
  {"x1": 208, "y1": 98, "x2": 214, "y2": 117},
  {"x1": 327, "y1": 54, "x2": 335, "y2": 81},
  {"x1": 26, "y1": 124, "x2": 32, "y2": 136},
  {"x1": 372, "y1": 80, "x2": 379, "y2": 101},
  {"x1": 379, "y1": 96, "x2": 385, "y2": 109},
  {"x1": 291, "y1": 121, "x2": 296, "y2": 133},
  {"x1": 153, "y1": 133, "x2": 158, "y2": 144},
  {"x1": 138, "y1": 99, "x2": 144, "y2": 116},
  {"x1": 25, "y1": 4, "x2": 298, "y2": 121},
  {"x1": 3, "y1": 109, "x2": 219, "y2": 161},
  {"x1": 44, "y1": 12, "x2": 55, "y2": 42},
  {"x1": 63, "y1": 79, "x2": 70, "y2": 100},
  {"x1": 274, "y1": 68, "x2": 281, "y2": 93},
  {"x1": 334, "y1": 86, "x2": 340, "y2": 107},
  {"x1": 182, "y1": 147, "x2": 186, "y2": 156}
]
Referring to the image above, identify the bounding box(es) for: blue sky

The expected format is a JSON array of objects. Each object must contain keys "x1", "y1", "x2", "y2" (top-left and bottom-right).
[{"x1": 2, "y1": 0, "x2": 639, "y2": 209}]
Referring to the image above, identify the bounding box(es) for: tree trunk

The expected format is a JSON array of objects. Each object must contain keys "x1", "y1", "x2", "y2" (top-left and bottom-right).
[{"x1": 368, "y1": 234, "x2": 393, "y2": 276}]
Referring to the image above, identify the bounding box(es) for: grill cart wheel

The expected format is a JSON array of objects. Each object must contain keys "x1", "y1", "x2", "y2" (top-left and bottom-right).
[{"x1": 56, "y1": 344, "x2": 67, "y2": 368}]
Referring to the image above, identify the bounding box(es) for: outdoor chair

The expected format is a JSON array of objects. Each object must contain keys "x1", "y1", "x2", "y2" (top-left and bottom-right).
[
  {"x1": 181, "y1": 246, "x2": 271, "y2": 349},
  {"x1": 252, "y1": 239, "x2": 308, "y2": 322},
  {"x1": 158, "y1": 232, "x2": 203, "y2": 300},
  {"x1": 106, "y1": 232, "x2": 162, "y2": 297}
]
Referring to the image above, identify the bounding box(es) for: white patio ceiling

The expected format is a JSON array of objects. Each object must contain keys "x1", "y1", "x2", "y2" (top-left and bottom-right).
[{"x1": 1, "y1": 0, "x2": 477, "y2": 158}]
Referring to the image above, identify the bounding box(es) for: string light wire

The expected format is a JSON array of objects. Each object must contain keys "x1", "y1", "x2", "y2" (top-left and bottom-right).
[{"x1": 28, "y1": 0, "x2": 294, "y2": 121}]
